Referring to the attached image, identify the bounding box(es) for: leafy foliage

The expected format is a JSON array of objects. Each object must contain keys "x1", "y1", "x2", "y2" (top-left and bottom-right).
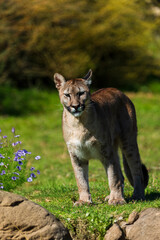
[
  {"x1": 0, "y1": 129, "x2": 40, "y2": 190},
  {"x1": 0, "y1": 0, "x2": 160, "y2": 89}
]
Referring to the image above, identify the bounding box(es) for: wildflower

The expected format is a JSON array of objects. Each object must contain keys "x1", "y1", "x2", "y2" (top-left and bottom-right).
[
  {"x1": 27, "y1": 177, "x2": 33, "y2": 182},
  {"x1": 12, "y1": 128, "x2": 15, "y2": 134},
  {"x1": 0, "y1": 129, "x2": 1, "y2": 133},
  {"x1": 23, "y1": 149, "x2": 28, "y2": 153},
  {"x1": 0, "y1": 130, "x2": 41, "y2": 190},
  {"x1": 1, "y1": 170, "x2": 6, "y2": 175},
  {"x1": 14, "y1": 156, "x2": 18, "y2": 161},
  {"x1": 30, "y1": 173, "x2": 36, "y2": 178},
  {"x1": 12, "y1": 142, "x2": 17, "y2": 146},
  {"x1": 17, "y1": 166, "x2": 21, "y2": 171},
  {"x1": 12, "y1": 176, "x2": 19, "y2": 180},
  {"x1": 14, "y1": 135, "x2": 20, "y2": 138}
]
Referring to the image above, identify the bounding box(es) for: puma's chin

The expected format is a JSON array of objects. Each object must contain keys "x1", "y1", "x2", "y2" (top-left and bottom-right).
[{"x1": 72, "y1": 111, "x2": 83, "y2": 118}]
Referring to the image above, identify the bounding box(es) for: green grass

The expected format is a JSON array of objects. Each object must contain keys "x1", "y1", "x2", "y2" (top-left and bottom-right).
[{"x1": 0, "y1": 89, "x2": 160, "y2": 239}]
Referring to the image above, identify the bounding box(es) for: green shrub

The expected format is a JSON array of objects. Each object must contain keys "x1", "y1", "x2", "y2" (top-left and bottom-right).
[
  {"x1": 0, "y1": 0, "x2": 160, "y2": 89},
  {"x1": 0, "y1": 128, "x2": 40, "y2": 191}
]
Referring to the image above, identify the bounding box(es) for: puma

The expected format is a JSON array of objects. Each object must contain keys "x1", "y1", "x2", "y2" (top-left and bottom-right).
[{"x1": 54, "y1": 70, "x2": 149, "y2": 205}]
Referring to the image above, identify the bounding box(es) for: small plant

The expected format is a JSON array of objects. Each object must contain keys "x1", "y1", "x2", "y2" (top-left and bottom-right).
[{"x1": 0, "y1": 128, "x2": 40, "y2": 191}]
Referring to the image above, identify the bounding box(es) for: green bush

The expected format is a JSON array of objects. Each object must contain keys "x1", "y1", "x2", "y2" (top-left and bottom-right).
[
  {"x1": 0, "y1": 0, "x2": 160, "y2": 89},
  {"x1": 0, "y1": 128, "x2": 40, "y2": 191},
  {"x1": 0, "y1": 87, "x2": 56, "y2": 115}
]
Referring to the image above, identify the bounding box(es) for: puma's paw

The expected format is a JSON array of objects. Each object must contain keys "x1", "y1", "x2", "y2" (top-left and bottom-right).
[
  {"x1": 132, "y1": 194, "x2": 145, "y2": 201},
  {"x1": 108, "y1": 198, "x2": 126, "y2": 205},
  {"x1": 73, "y1": 199, "x2": 92, "y2": 206},
  {"x1": 104, "y1": 195, "x2": 110, "y2": 201}
]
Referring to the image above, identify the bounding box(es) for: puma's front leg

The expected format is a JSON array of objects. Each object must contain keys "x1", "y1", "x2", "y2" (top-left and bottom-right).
[{"x1": 69, "y1": 153, "x2": 92, "y2": 205}]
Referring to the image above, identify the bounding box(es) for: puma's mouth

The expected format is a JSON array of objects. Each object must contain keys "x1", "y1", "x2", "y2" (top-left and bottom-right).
[
  {"x1": 67, "y1": 105, "x2": 85, "y2": 118},
  {"x1": 72, "y1": 111, "x2": 83, "y2": 117}
]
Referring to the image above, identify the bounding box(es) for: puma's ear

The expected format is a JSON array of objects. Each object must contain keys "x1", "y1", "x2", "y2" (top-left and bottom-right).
[
  {"x1": 83, "y1": 69, "x2": 92, "y2": 87},
  {"x1": 54, "y1": 73, "x2": 66, "y2": 90}
]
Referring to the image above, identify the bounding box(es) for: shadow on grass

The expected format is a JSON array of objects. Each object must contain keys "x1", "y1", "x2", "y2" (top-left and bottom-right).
[
  {"x1": 124, "y1": 191, "x2": 160, "y2": 204},
  {"x1": 145, "y1": 191, "x2": 160, "y2": 201}
]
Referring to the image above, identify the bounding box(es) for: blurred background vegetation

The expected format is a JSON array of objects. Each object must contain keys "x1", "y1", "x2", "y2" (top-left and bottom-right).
[{"x1": 1, "y1": 0, "x2": 160, "y2": 108}]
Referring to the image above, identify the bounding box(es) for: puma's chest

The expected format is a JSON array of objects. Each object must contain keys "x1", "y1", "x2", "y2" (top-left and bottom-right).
[{"x1": 66, "y1": 133, "x2": 100, "y2": 160}]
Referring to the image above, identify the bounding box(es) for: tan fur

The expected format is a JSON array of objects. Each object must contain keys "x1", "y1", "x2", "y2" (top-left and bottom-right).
[{"x1": 54, "y1": 70, "x2": 148, "y2": 205}]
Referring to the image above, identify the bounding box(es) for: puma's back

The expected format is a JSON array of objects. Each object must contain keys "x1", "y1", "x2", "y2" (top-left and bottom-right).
[{"x1": 91, "y1": 88, "x2": 137, "y2": 138}]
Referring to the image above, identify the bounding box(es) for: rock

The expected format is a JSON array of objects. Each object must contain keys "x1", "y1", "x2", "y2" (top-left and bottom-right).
[
  {"x1": 0, "y1": 191, "x2": 72, "y2": 240},
  {"x1": 126, "y1": 208, "x2": 160, "y2": 240},
  {"x1": 127, "y1": 211, "x2": 139, "y2": 225},
  {"x1": 104, "y1": 208, "x2": 160, "y2": 240},
  {"x1": 104, "y1": 223, "x2": 124, "y2": 240}
]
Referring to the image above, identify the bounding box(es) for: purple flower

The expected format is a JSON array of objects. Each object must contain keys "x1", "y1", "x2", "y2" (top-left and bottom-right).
[
  {"x1": 30, "y1": 173, "x2": 36, "y2": 178},
  {"x1": 12, "y1": 142, "x2": 17, "y2": 146},
  {"x1": 14, "y1": 156, "x2": 18, "y2": 161},
  {"x1": 12, "y1": 176, "x2": 19, "y2": 180},
  {"x1": 23, "y1": 149, "x2": 28, "y2": 153},
  {"x1": 12, "y1": 128, "x2": 15, "y2": 133},
  {"x1": 27, "y1": 177, "x2": 33, "y2": 182},
  {"x1": 0, "y1": 129, "x2": 1, "y2": 133},
  {"x1": 0, "y1": 186, "x2": 4, "y2": 189},
  {"x1": 18, "y1": 161, "x2": 23, "y2": 165},
  {"x1": 1, "y1": 170, "x2": 6, "y2": 175},
  {"x1": 37, "y1": 170, "x2": 40, "y2": 175},
  {"x1": 0, "y1": 154, "x2": 5, "y2": 159},
  {"x1": 3, "y1": 135, "x2": 7, "y2": 139},
  {"x1": 30, "y1": 167, "x2": 35, "y2": 171},
  {"x1": 35, "y1": 156, "x2": 41, "y2": 160},
  {"x1": 17, "y1": 166, "x2": 21, "y2": 171},
  {"x1": 13, "y1": 172, "x2": 19, "y2": 175},
  {"x1": 0, "y1": 162, "x2": 4, "y2": 166},
  {"x1": 14, "y1": 135, "x2": 20, "y2": 138}
]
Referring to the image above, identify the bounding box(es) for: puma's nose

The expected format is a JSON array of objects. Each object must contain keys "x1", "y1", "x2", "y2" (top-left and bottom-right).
[{"x1": 71, "y1": 104, "x2": 80, "y2": 112}]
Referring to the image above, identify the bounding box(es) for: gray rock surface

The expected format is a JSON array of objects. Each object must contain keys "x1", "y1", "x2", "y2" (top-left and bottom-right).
[
  {"x1": 0, "y1": 191, "x2": 72, "y2": 240},
  {"x1": 104, "y1": 223, "x2": 124, "y2": 240},
  {"x1": 104, "y1": 208, "x2": 160, "y2": 240},
  {"x1": 126, "y1": 208, "x2": 160, "y2": 240}
]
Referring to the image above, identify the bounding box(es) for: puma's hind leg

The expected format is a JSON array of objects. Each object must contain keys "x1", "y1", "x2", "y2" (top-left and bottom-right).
[
  {"x1": 121, "y1": 136, "x2": 145, "y2": 201},
  {"x1": 102, "y1": 149, "x2": 126, "y2": 205}
]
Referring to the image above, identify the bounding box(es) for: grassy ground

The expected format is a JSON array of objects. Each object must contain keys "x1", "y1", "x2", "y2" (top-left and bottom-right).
[{"x1": 0, "y1": 89, "x2": 160, "y2": 239}]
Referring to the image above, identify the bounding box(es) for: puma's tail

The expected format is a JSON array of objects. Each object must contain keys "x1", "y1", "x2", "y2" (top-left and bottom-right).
[
  {"x1": 141, "y1": 163, "x2": 149, "y2": 188},
  {"x1": 123, "y1": 155, "x2": 149, "y2": 189}
]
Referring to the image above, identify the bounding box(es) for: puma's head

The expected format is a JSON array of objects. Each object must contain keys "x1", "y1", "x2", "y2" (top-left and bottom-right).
[{"x1": 54, "y1": 70, "x2": 92, "y2": 117}]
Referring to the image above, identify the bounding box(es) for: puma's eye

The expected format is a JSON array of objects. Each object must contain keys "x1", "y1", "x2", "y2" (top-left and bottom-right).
[
  {"x1": 64, "y1": 93, "x2": 70, "y2": 98},
  {"x1": 78, "y1": 91, "x2": 85, "y2": 97}
]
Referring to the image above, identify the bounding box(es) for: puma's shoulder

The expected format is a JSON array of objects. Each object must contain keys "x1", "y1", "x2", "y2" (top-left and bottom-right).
[{"x1": 91, "y1": 88, "x2": 127, "y2": 105}]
